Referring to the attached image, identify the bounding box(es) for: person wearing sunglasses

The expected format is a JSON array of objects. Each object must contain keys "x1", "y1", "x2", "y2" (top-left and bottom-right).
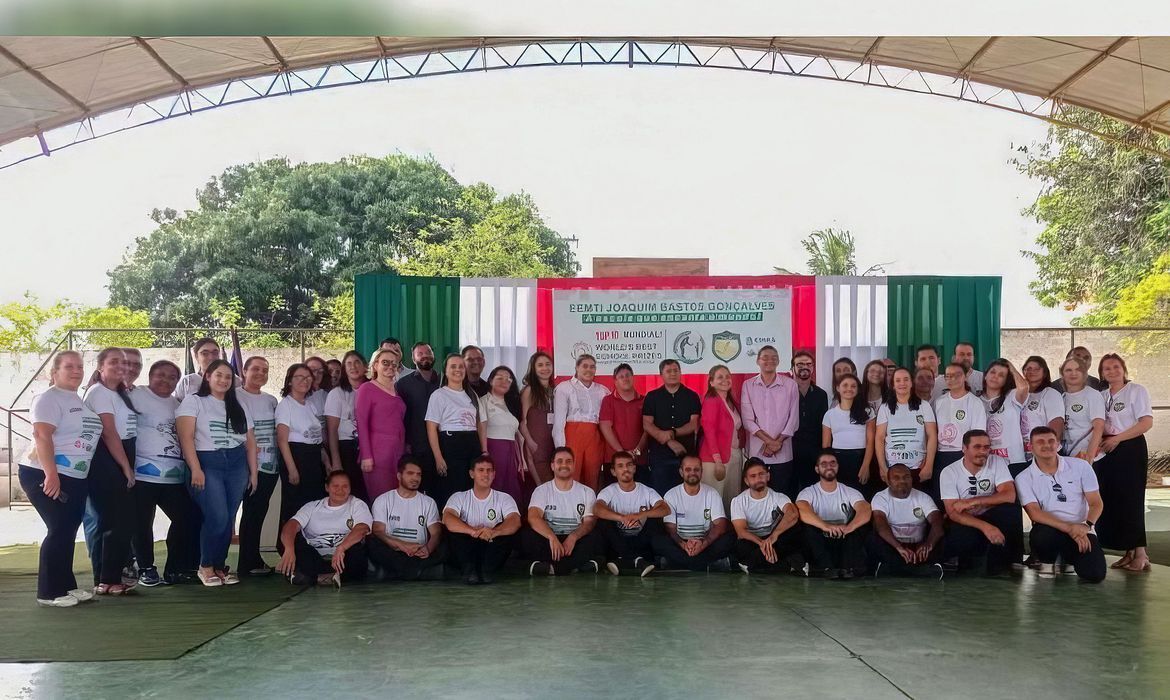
[
  {"x1": 938, "y1": 429, "x2": 1023, "y2": 574},
  {"x1": 1014, "y1": 426, "x2": 1106, "y2": 582}
]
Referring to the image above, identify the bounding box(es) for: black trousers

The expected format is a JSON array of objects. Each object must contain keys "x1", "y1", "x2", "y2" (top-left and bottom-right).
[
  {"x1": 651, "y1": 531, "x2": 736, "y2": 571},
  {"x1": 237, "y1": 471, "x2": 278, "y2": 572},
  {"x1": 367, "y1": 537, "x2": 447, "y2": 580},
  {"x1": 448, "y1": 532, "x2": 514, "y2": 577},
  {"x1": 1029, "y1": 523, "x2": 1107, "y2": 583},
  {"x1": 279, "y1": 442, "x2": 326, "y2": 537},
  {"x1": 734, "y1": 526, "x2": 804, "y2": 572},
  {"x1": 337, "y1": 439, "x2": 368, "y2": 504},
  {"x1": 926, "y1": 451, "x2": 961, "y2": 507},
  {"x1": 792, "y1": 442, "x2": 821, "y2": 492},
  {"x1": 437, "y1": 431, "x2": 481, "y2": 507},
  {"x1": 943, "y1": 502, "x2": 1025, "y2": 573},
  {"x1": 292, "y1": 532, "x2": 368, "y2": 582},
  {"x1": 520, "y1": 527, "x2": 601, "y2": 574},
  {"x1": 766, "y1": 461, "x2": 797, "y2": 501},
  {"x1": 88, "y1": 438, "x2": 137, "y2": 585},
  {"x1": 1094, "y1": 435, "x2": 1148, "y2": 550},
  {"x1": 132, "y1": 480, "x2": 201, "y2": 576},
  {"x1": 19, "y1": 467, "x2": 88, "y2": 600},
  {"x1": 1008, "y1": 461, "x2": 1031, "y2": 479},
  {"x1": 648, "y1": 454, "x2": 683, "y2": 498},
  {"x1": 803, "y1": 526, "x2": 867, "y2": 572},
  {"x1": 866, "y1": 533, "x2": 941, "y2": 575},
  {"x1": 598, "y1": 520, "x2": 657, "y2": 563},
  {"x1": 833, "y1": 448, "x2": 866, "y2": 492}
]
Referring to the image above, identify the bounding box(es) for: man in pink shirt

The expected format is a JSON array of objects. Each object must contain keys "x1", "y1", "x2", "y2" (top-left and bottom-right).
[{"x1": 740, "y1": 345, "x2": 800, "y2": 498}]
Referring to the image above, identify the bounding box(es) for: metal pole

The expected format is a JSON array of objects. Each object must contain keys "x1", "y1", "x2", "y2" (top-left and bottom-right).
[
  {"x1": 300, "y1": 331, "x2": 306, "y2": 362},
  {"x1": 1070, "y1": 327, "x2": 1076, "y2": 354}
]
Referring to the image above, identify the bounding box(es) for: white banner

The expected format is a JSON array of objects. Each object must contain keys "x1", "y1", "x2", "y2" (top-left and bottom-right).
[{"x1": 552, "y1": 288, "x2": 793, "y2": 375}]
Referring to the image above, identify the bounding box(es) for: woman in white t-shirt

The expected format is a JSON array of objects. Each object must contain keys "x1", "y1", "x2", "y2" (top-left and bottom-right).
[
  {"x1": 277, "y1": 470, "x2": 373, "y2": 588},
  {"x1": 176, "y1": 359, "x2": 259, "y2": 587},
  {"x1": 426, "y1": 354, "x2": 488, "y2": 506},
  {"x1": 326, "y1": 351, "x2": 369, "y2": 503},
  {"x1": 978, "y1": 359, "x2": 1029, "y2": 477},
  {"x1": 276, "y1": 362, "x2": 328, "y2": 535},
  {"x1": 82, "y1": 347, "x2": 140, "y2": 594},
  {"x1": 174, "y1": 337, "x2": 222, "y2": 401},
  {"x1": 235, "y1": 356, "x2": 280, "y2": 576},
  {"x1": 1095, "y1": 353, "x2": 1155, "y2": 572},
  {"x1": 875, "y1": 368, "x2": 938, "y2": 488},
  {"x1": 19, "y1": 351, "x2": 101, "y2": 607},
  {"x1": 128, "y1": 360, "x2": 201, "y2": 586},
  {"x1": 821, "y1": 374, "x2": 875, "y2": 494},
  {"x1": 931, "y1": 362, "x2": 987, "y2": 478},
  {"x1": 1059, "y1": 357, "x2": 1105, "y2": 460},
  {"x1": 481, "y1": 366, "x2": 526, "y2": 508},
  {"x1": 861, "y1": 360, "x2": 889, "y2": 416},
  {"x1": 1021, "y1": 356, "x2": 1065, "y2": 457}
]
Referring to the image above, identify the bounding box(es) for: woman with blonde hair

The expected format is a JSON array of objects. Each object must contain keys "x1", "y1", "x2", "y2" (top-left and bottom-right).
[
  {"x1": 700, "y1": 364, "x2": 744, "y2": 512},
  {"x1": 355, "y1": 347, "x2": 407, "y2": 501}
]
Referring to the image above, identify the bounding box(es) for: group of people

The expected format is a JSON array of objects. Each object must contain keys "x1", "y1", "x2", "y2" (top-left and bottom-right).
[{"x1": 18, "y1": 336, "x2": 1152, "y2": 606}]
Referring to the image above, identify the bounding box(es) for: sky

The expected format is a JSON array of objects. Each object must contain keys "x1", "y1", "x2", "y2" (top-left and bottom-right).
[{"x1": 0, "y1": 63, "x2": 1076, "y2": 327}]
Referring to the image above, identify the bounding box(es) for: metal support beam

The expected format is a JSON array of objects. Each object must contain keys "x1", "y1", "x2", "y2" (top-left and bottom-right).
[
  {"x1": 261, "y1": 36, "x2": 290, "y2": 71},
  {"x1": 958, "y1": 37, "x2": 997, "y2": 77},
  {"x1": 0, "y1": 42, "x2": 88, "y2": 112},
  {"x1": 1047, "y1": 36, "x2": 1132, "y2": 99},
  {"x1": 133, "y1": 37, "x2": 190, "y2": 88}
]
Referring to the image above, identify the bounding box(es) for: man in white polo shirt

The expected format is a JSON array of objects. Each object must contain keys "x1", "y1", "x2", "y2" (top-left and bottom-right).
[
  {"x1": 730, "y1": 458, "x2": 804, "y2": 574},
  {"x1": 593, "y1": 451, "x2": 669, "y2": 577},
  {"x1": 442, "y1": 455, "x2": 522, "y2": 585},
  {"x1": 652, "y1": 454, "x2": 735, "y2": 571},
  {"x1": 523, "y1": 446, "x2": 603, "y2": 576},
  {"x1": 796, "y1": 450, "x2": 871, "y2": 579},
  {"x1": 939, "y1": 429, "x2": 1023, "y2": 574},
  {"x1": 1015, "y1": 426, "x2": 1106, "y2": 582},
  {"x1": 369, "y1": 456, "x2": 445, "y2": 581},
  {"x1": 869, "y1": 464, "x2": 946, "y2": 578}
]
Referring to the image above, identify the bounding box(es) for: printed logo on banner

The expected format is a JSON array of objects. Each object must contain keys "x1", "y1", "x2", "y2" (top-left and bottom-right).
[
  {"x1": 712, "y1": 331, "x2": 742, "y2": 362},
  {"x1": 673, "y1": 331, "x2": 705, "y2": 364},
  {"x1": 571, "y1": 342, "x2": 592, "y2": 359}
]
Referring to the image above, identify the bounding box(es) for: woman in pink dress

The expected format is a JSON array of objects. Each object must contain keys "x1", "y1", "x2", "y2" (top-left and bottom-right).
[
  {"x1": 355, "y1": 347, "x2": 407, "y2": 501},
  {"x1": 480, "y1": 366, "x2": 527, "y2": 508}
]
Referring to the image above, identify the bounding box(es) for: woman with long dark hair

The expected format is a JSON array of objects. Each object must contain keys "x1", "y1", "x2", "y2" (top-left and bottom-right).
[
  {"x1": 821, "y1": 374, "x2": 874, "y2": 493},
  {"x1": 304, "y1": 355, "x2": 333, "y2": 470},
  {"x1": 235, "y1": 356, "x2": 279, "y2": 576},
  {"x1": 979, "y1": 359, "x2": 1029, "y2": 477},
  {"x1": 19, "y1": 351, "x2": 100, "y2": 606},
  {"x1": 700, "y1": 364, "x2": 744, "y2": 513},
  {"x1": 426, "y1": 354, "x2": 487, "y2": 506},
  {"x1": 83, "y1": 347, "x2": 139, "y2": 594},
  {"x1": 326, "y1": 350, "x2": 369, "y2": 502},
  {"x1": 519, "y1": 352, "x2": 556, "y2": 487},
  {"x1": 861, "y1": 360, "x2": 889, "y2": 415},
  {"x1": 276, "y1": 363, "x2": 327, "y2": 535},
  {"x1": 129, "y1": 360, "x2": 201, "y2": 586},
  {"x1": 1096, "y1": 354, "x2": 1153, "y2": 572},
  {"x1": 355, "y1": 347, "x2": 407, "y2": 501},
  {"x1": 875, "y1": 367, "x2": 938, "y2": 487},
  {"x1": 481, "y1": 366, "x2": 526, "y2": 507},
  {"x1": 1021, "y1": 356, "x2": 1065, "y2": 457},
  {"x1": 832, "y1": 358, "x2": 857, "y2": 388},
  {"x1": 176, "y1": 359, "x2": 259, "y2": 586}
]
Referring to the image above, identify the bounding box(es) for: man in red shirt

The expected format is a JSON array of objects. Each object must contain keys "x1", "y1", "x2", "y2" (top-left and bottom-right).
[{"x1": 599, "y1": 363, "x2": 649, "y2": 487}]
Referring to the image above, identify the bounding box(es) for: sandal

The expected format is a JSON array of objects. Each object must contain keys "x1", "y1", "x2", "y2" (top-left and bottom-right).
[
  {"x1": 1123, "y1": 558, "x2": 1151, "y2": 572},
  {"x1": 197, "y1": 569, "x2": 224, "y2": 587},
  {"x1": 1111, "y1": 552, "x2": 1135, "y2": 569},
  {"x1": 216, "y1": 568, "x2": 240, "y2": 586}
]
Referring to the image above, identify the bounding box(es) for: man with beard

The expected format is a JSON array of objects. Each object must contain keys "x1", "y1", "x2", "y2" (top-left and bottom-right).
[
  {"x1": 933, "y1": 342, "x2": 984, "y2": 399},
  {"x1": 397, "y1": 342, "x2": 440, "y2": 491},
  {"x1": 461, "y1": 345, "x2": 490, "y2": 397},
  {"x1": 796, "y1": 450, "x2": 871, "y2": 579},
  {"x1": 652, "y1": 454, "x2": 735, "y2": 571},
  {"x1": 869, "y1": 464, "x2": 946, "y2": 578},
  {"x1": 939, "y1": 429, "x2": 1023, "y2": 574},
  {"x1": 368, "y1": 457, "x2": 445, "y2": 581},
  {"x1": 523, "y1": 447, "x2": 603, "y2": 576},
  {"x1": 642, "y1": 359, "x2": 702, "y2": 497},
  {"x1": 593, "y1": 451, "x2": 668, "y2": 577},
  {"x1": 730, "y1": 458, "x2": 804, "y2": 574},
  {"x1": 790, "y1": 351, "x2": 828, "y2": 491}
]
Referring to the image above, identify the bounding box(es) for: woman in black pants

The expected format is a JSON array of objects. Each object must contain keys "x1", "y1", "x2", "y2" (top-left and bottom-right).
[
  {"x1": 276, "y1": 363, "x2": 327, "y2": 541},
  {"x1": 326, "y1": 350, "x2": 369, "y2": 503},
  {"x1": 235, "y1": 356, "x2": 280, "y2": 575},
  {"x1": 1097, "y1": 353, "x2": 1155, "y2": 572},
  {"x1": 82, "y1": 347, "x2": 139, "y2": 595},
  {"x1": 20, "y1": 351, "x2": 101, "y2": 607},
  {"x1": 821, "y1": 374, "x2": 875, "y2": 494},
  {"x1": 129, "y1": 360, "x2": 201, "y2": 585},
  {"x1": 425, "y1": 354, "x2": 487, "y2": 506}
]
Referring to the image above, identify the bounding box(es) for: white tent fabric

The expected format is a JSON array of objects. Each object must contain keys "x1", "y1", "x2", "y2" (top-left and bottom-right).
[
  {"x1": 815, "y1": 276, "x2": 888, "y2": 389},
  {"x1": 2, "y1": 37, "x2": 1170, "y2": 151},
  {"x1": 458, "y1": 278, "x2": 539, "y2": 374}
]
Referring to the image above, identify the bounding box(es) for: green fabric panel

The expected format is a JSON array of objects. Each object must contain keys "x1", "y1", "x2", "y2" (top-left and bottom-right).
[
  {"x1": 886, "y1": 276, "x2": 1001, "y2": 368},
  {"x1": 354, "y1": 273, "x2": 461, "y2": 360}
]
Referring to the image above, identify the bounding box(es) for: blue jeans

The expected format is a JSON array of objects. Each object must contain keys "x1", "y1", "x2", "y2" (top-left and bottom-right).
[{"x1": 187, "y1": 445, "x2": 249, "y2": 569}]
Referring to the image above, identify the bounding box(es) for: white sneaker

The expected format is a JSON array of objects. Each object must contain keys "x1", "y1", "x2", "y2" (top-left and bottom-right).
[
  {"x1": 606, "y1": 561, "x2": 621, "y2": 576},
  {"x1": 738, "y1": 563, "x2": 751, "y2": 574},
  {"x1": 67, "y1": 588, "x2": 95, "y2": 603},
  {"x1": 1037, "y1": 563, "x2": 1057, "y2": 578},
  {"x1": 37, "y1": 595, "x2": 79, "y2": 608}
]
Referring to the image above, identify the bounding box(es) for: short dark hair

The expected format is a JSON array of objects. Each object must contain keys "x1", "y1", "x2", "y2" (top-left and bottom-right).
[
  {"x1": 461, "y1": 344, "x2": 483, "y2": 356},
  {"x1": 955, "y1": 341, "x2": 975, "y2": 352},
  {"x1": 611, "y1": 451, "x2": 634, "y2": 465},
  {"x1": 963, "y1": 429, "x2": 990, "y2": 446},
  {"x1": 1030, "y1": 426, "x2": 1057, "y2": 440},
  {"x1": 815, "y1": 449, "x2": 837, "y2": 465},
  {"x1": 472, "y1": 454, "x2": 495, "y2": 469},
  {"x1": 742, "y1": 457, "x2": 768, "y2": 480},
  {"x1": 326, "y1": 470, "x2": 350, "y2": 485},
  {"x1": 397, "y1": 455, "x2": 421, "y2": 473},
  {"x1": 791, "y1": 350, "x2": 814, "y2": 366},
  {"x1": 411, "y1": 341, "x2": 432, "y2": 353},
  {"x1": 659, "y1": 358, "x2": 680, "y2": 373},
  {"x1": 613, "y1": 363, "x2": 634, "y2": 376},
  {"x1": 380, "y1": 337, "x2": 401, "y2": 347},
  {"x1": 915, "y1": 344, "x2": 938, "y2": 357},
  {"x1": 552, "y1": 446, "x2": 575, "y2": 461},
  {"x1": 888, "y1": 463, "x2": 911, "y2": 475},
  {"x1": 758, "y1": 344, "x2": 779, "y2": 357}
]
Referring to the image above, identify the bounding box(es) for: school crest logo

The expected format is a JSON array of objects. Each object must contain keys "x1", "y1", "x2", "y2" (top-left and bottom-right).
[
  {"x1": 418, "y1": 515, "x2": 426, "y2": 526},
  {"x1": 1113, "y1": 402, "x2": 1126, "y2": 412},
  {"x1": 487, "y1": 508, "x2": 497, "y2": 521},
  {"x1": 1072, "y1": 404, "x2": 1084, "y2": 412},
  {"x1": 912, "y1": 507, "x2": 925, "y2": 519},
  {"x1": 956, "y1": 410, "x2": 966, "y2": 420},
  {"x1": 712, "y1": 331, "x2": 742, "y2": 362},
  {"x1": 703, "y1": 508, "x2": 712, "y2": 521},
  {"x1": 978, "y1": 479, "x2": 991, "y2": 491},
  {"x1": 577, "y1": 503, "x2": 586, "y2": 516},
  {"x1": 770, "y1": 506, "x2": 781, "y2": 523},
  {"x1": 1027, "y1": 400, "x2": 1040, "y2": 410},
  {"x1": 916, "y1": 415, "x2": 925, "y2": 425},
  {"x1": 346, "y1": 518, "x2": 355, "y2": 529},
  {"x1": 673, "y1": 331, "x2": 705, "y2": 365}
]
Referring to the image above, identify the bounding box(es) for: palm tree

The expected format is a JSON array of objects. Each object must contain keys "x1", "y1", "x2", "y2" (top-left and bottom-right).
[{"x1": 774, "y1": 228, "x2": 887, "y2": 276}]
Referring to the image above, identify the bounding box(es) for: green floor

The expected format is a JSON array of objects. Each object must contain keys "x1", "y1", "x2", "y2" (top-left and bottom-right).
[{"x1": 1, "y1": 550, "x2": 1169, "y2": 699}]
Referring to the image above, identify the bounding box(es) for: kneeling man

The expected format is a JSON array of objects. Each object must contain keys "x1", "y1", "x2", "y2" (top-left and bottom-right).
[
  {"x1": 869, "y1": 464, "x2": 945, "y2": 578},
  {"x1": 652, "y1": 454, "x2": 735, "y2": 571},
  {"x1": 730, "y1": 458, "x2": 804, "y2": 574},
  {"x1": 940, "y1": 429, "x2": 1023, "y2": 574}
]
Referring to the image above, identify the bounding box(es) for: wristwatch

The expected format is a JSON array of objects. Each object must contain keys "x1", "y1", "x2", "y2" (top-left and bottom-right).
[{"x1": 1085, "y1": 520, "x2": 1095, "y2": 527}]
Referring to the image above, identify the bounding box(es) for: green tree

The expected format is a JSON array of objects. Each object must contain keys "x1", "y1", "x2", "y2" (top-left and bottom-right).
[
  {"x1": 776, "y1": 229, "x2": 885, "y2": 276},
  {"x1": 66, "y1": 305, "x2": 155, "y2": 348},
  {"x1": 0, "y1": 293, "x2": 70, "y2": 352}
]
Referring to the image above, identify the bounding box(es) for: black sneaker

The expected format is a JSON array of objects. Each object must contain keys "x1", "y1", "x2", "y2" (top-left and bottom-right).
[
  {"x1": 138, "y1": 567, "x2": 166, "y2": 587},
  {"x1": 463, "y1": 564, "x2": 480, "y2": 585},
  {"x1": 164, "y1": 571, "x2": 197, "y2": 585},
  {"x1": 578, "y1": 559, "x2": 601, "y2": 574},
  {"x1": 840, "y1": 567, "x2": 855, "y2": 580},
  {"x1": 289, "y1": 572, "x2": 312, "y2": 586},
  {"x1": 707, "y1": 557, "x2": 732, "y2": 573},
  {"x1": 479, "y1": 570, "x2": 495, "y2": 585}
]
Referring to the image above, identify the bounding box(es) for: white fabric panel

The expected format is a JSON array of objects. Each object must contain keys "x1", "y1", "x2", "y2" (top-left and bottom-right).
[
  {"x1": 815, "y1": 276, "x2": 888, "y2": 389},
  {"x1": 459, "y1": 279, "x2": 538, "y2": 374}
]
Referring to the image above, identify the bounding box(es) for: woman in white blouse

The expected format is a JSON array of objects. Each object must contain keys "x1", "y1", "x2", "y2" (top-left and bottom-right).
[
  {"x1": 932, "y1": 362, "x2": 988, "y2": 476},
  {"x1": 480, "y1": 366, "x2": 527, "y2": 508},
  {"x1": 325, "y1": 350, "x2": 369, "y2": 502},
  {"x1": 1059, "y1": 357, "x2": 1105, "y2": 461},
  {"x1": 426, "y1": 354, "x2": 488, "y2": 506},
  {"x1": 821, "y1": 374, "x2": 875, "y2": 494},
  {"x1": 276, "y1": 363, "x2": 327, "y2": 537},
  {"x1": 552, "y1": 354, "x2": 610, "y2": 489},
  {"x1": 1096, "y1": 353, "x2": 1154, "y2": 572}
]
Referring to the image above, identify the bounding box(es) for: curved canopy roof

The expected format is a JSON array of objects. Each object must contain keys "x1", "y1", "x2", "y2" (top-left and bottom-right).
[{"x1": 2, "y1": 36, "x2": 1169, "y2": 158}]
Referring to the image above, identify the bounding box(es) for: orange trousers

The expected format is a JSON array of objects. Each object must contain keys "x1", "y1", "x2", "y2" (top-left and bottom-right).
[{"x1": 565, "y1": 421, "x2": 604, "y2": 491}]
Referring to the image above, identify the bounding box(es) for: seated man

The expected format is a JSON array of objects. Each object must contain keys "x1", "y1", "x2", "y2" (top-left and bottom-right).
[
  {"x1": 369, "y1": 456, "x2": 445, "y2": 581},
  {"x1": 593, "y1": 451, "x2": 669, "y2": 577},
  {"x1": 796, "y1": 450, "x2": 871, "y2": 579},
  {"x1": 442, "y1": 455, "x2": 522, "y2": 585},
  {"x1": 523, "y1": 446, "x2": 603, "y2": 576},
  {"x1": 1014, "y1": 426, "x2": 1106, "y2": 583},
  {"x1": 651, "y1": 454, "x2": 735, "y2": 571},
  {"x1": 869, "y1": 464, "x2": 946, "y2": 578},
  {"x1": 277, "y1": 471, "x2": 371, "y2": 588},
  {"x1": 940, "y1": 429, "x2": 1023, "y2": 574},
  {"x1": 730, "y1": 457, "x2": 804, "y2": 574}
]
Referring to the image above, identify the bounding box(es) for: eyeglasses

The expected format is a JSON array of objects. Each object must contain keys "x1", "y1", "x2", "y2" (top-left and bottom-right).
[
  {"x1": 292, "y1": 374, "x2": 313, "y2": 382},
  {"x1": 793, "y1": 362, "x2": 814, "y2": 369},
  {"x1": 883, "y1": 364, "x2": 896, "y2": 370}
]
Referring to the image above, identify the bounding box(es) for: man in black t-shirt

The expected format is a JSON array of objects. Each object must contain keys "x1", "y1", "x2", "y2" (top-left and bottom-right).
[
  {"x1": 641, "y1": 359, "x2": 702, "y2": 496},
  {"x1": 791, "y1": 351, "x2": 829, "y2": 491}
]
